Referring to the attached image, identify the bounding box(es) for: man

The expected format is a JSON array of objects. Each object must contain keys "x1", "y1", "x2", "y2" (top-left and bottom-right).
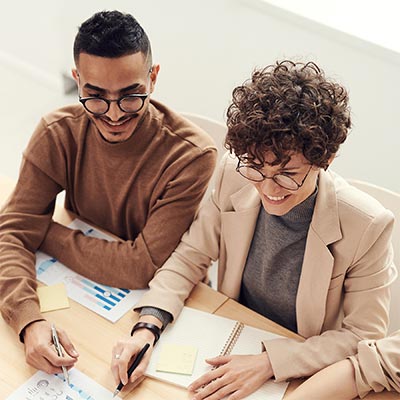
[{"x1": 0, "y1": 10, "x2": 216, "y2": 375}]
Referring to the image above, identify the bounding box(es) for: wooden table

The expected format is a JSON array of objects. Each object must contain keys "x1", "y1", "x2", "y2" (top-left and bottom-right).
[{"x1": 0, "y1": 176, "x2": 398, "y2": 399}]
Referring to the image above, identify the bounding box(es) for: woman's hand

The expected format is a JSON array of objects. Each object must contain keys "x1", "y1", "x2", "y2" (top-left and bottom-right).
[
  {"x1": 111, "y1": 316, "x2": 162, "y2": 389},
  {"x1": 188, "y1": 352, "x2": 274, "y2": 400}
]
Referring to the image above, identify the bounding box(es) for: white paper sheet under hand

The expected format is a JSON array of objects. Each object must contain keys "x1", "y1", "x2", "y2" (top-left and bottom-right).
[
  {"x1": 6, "y1": 368, "x2": 120, "y2": 400},
  {"x1": 35, "y1": 219, "x2": 147, "y2": 323}
]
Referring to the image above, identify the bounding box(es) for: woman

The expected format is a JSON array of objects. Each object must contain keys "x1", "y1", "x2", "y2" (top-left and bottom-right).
[
  {"x1": 111, "y1": 60, "x2": 396, "y2": 400},
  {"x1": 285, "y1": 332, "x2": 400, "y2": 399}
]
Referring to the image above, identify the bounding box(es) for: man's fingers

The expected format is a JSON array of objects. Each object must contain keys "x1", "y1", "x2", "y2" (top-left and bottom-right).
[
  {"x1": 26, "y1": 349, "x2": 64, "y2": 375},
  {"x1": 57, "y1": 328, "x2": 79, "y2": 358}
]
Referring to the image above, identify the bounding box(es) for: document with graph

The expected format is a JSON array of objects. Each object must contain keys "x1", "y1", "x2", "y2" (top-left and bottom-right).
[
  {"x1": 35, "y1": 219, "x2": 147, "y2": 322},
  {"x1": 6, "y1": 368, "x2": 120, "y2": 400},
  {"x1": 147, "y1": 307, "x2": 289, "y2": 399}
]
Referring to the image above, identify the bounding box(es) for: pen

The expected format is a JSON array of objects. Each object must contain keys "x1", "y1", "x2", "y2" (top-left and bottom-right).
[
  {"x1": 112, "y1": 342, "x2": 150, "y2": 398},
  {"x1": 51, "y1": 323, "x2": 70, "y2": 385}
]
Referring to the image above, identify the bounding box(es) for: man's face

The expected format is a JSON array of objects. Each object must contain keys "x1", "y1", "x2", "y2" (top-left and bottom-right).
[{"x1": 73, "y1": 52, "x2": 159, "y2": 143}]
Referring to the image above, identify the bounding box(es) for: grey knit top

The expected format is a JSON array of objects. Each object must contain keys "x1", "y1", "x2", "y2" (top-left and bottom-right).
[{"x1": 240, "y1": 189, "x2": 317, "y2": 332}]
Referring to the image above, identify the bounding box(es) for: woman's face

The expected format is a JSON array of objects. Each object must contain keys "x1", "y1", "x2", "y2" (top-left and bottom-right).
[{"x1": 251, "y1": 152, "x2": 320, "y2": 216}]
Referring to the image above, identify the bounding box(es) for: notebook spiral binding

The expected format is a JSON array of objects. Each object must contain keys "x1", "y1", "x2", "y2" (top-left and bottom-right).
[{"x1": 219, "y1": 321, "x2": 244, "y2": 356}]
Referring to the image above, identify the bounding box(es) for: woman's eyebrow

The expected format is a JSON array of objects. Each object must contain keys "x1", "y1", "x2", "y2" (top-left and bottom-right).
[{"x1": 280, "y1": 165, "x2": 302, "y2": 171}]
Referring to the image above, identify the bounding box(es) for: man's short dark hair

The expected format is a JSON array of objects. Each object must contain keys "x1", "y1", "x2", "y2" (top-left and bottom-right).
[
  {"x1": 225, "y1": 60, "x2": 351, "y2": 169},
  {"x1": 73, "y1": 10, "x2": 152, "y2": 66}
]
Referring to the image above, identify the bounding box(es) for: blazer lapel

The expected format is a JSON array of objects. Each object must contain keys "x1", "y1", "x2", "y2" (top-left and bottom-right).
[
  {"x1": 219, "y1": 183, "x2": 260, "y2": 299},
  {"x1": 296, "y1": 170, "x2": 343, "y2": 338}
]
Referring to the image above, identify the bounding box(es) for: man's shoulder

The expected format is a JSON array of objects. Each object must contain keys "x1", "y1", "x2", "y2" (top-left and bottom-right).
[
  {"x1": 149, "y1": 100, "x2": 217, "y2": 152},
  {"x1": 41, "y1": 104, "x2": 87, "y2": 127},
  {"x1": 26, "y1": 104, "x2": 88, "y2": 155}
]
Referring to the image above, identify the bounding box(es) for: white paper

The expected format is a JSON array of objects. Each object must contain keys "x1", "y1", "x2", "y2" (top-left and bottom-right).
[
  {"x1": 6, "y1": 368, "x2": 120, "y2": 400},
  {"x1": 147, "y1": 307, "x2": 288, "y2": 399},
  {"x1": 35, "y1": 219, "x2": 147, "y2": 322}
]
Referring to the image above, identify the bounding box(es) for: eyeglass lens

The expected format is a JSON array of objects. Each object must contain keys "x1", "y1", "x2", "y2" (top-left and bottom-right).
[
  {"x1": 83, "y1": 96, "x2": 145, "y2": 114},
  {"x1": 238, "y1": 166, "x2": 300, "y2": 190}
]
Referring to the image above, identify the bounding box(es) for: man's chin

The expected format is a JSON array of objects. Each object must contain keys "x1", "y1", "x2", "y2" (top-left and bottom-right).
[{"x1": 99, "y1": 130, "x2": 134, "y2": 143}]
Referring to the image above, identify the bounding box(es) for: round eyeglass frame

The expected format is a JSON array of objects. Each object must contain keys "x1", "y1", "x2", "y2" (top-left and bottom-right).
[
  {"x1": 79, "y1": 93, "x2": 149, "y2": 116},
  {"x1": 236, "y1": 161, "x2": 313, "y2": 191}
]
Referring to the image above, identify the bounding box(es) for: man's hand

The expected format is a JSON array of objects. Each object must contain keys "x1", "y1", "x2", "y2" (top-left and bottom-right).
[
  {"x1": 23, "y1": 320, "x2": 79, "y2": 373},
  {"x1": 188, "y1": 352, "x2": 274, "y2": 400}
]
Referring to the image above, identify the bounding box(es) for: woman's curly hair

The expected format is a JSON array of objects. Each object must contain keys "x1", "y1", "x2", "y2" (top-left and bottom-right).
[{"x1": 225, "y1": 60, "x2": 351, "y2": 169}]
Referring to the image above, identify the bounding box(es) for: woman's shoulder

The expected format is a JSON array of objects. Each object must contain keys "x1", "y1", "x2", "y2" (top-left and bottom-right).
[{"x1": 326, "y1": 170, "x2": 393, "y2": 223}]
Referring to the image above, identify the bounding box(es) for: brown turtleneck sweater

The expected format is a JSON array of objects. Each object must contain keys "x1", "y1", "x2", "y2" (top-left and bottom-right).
[{"x1": 0, "y1": 100, "x2": 217, "y2": 336}]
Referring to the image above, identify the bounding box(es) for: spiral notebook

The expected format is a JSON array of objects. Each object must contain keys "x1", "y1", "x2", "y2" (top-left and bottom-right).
[{"x1": 146, "y1": 307, "x2": 289, "y2": 399}]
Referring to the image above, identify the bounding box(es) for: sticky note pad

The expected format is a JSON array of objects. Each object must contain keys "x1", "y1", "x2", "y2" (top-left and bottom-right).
[
  {"x1": 37, "y1": 283, "x2": 70, "y2": 312},
  {"x1": 156, "y1": 343, "x2": 197, "y2": 375}
]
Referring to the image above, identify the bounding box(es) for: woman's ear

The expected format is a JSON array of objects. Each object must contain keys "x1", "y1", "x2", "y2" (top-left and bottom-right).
[{"x1": 325, "y1": 153, "x2": 337, "y2": 170}]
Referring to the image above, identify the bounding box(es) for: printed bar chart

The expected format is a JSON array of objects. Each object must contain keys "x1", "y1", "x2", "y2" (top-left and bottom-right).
[{"x1": 35, "y1": 219, "x2": 147, "y2": 322}]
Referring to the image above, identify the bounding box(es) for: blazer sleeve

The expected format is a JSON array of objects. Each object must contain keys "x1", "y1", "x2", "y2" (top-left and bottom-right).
[
  {"x1": 348, "y1": 332, "x2": 400, "y2": 398},
  {"x1": 265, "y1": 208, "x2": 396, "y2": 381}
]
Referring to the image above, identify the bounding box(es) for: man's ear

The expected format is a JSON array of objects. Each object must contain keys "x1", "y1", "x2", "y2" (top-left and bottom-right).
[
  {"x1": 71, "y1": 68, "x2": 79, "y2": 84},
  {"x1": 149, "y1": 64, "x2": 160, "y2": 94}
]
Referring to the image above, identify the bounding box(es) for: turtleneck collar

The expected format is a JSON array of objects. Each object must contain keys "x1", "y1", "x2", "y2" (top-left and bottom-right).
[{"x1": 279, "y1": 185, "x2": 318, "y2": 224}]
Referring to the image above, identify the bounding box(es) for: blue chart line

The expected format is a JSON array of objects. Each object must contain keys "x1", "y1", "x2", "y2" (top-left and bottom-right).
[
  {"x1": 56, "y1": 375, "x2": 95, "y2": 400},
  {"x1": 101, "y1": 284, "x2": 128, "y2": 299},
  {"x1": 73, "y1": 278, "x2": 133, "y2": 312},
  {"x1": 37, "y1": 258, "x2": 57, "y2": 275}
]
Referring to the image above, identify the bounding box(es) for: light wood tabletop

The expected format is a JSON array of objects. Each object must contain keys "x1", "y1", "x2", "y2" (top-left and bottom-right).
[{"x1": 0, "y1": 176, "x2": 398, "y2": 399}]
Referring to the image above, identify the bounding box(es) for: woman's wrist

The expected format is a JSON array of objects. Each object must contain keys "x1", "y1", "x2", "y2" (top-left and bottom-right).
[{"x1": 131, "y1": 316, "x2": 163, "y2": 345}]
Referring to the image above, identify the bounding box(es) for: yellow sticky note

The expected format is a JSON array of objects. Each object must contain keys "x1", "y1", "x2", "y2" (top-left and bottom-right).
[
  {"x1": 37, "y1": 283, "x2": 70, "y2": 312},
  {"x1": 156, "y1": 343, "x2": 197, "y2": 375}
]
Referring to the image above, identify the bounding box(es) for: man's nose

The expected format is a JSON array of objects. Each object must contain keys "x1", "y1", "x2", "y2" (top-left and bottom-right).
[{"x1": 106, "y1": 101, "x2": 125, "y2": 121}]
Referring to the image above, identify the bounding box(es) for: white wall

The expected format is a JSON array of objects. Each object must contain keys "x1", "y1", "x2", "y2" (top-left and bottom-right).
[{"x1": 0, "y1": 0, "x2": 399, "y2": 191}]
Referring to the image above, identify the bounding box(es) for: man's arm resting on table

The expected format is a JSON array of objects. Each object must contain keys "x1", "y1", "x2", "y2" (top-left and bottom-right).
[{"x1": 39, "y1": 151, "x2": 216, "y2": 289}]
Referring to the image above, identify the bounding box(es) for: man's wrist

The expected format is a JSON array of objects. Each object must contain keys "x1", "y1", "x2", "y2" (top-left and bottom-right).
[{"x1": 19, "y1": 319, "x2": 46, "y2": 343}]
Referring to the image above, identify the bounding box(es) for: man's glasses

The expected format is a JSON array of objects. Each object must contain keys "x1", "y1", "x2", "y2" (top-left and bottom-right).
[
  {"x1": 79, "y1": 93, "x2": 149, "y2": 116},
  {"x1": 236, "y1": 161, "x2": 313, "y2": 191},
  {"x1": 78, "y1": 67, "x2": 153, "y2": 116}
]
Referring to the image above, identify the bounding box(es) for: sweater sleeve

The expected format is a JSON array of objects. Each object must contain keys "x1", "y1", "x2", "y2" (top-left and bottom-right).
[
  {"x1": 0, "y1": 159, "x2": 62, "y2": 336},
  {"x1": 348, "y1": 332, "x2": 400, "y2": 398},
  {"x1": 264, "y1": 209, "x2": 396, "y2": 381},
  {"x1": 39, "y1": 150, "x2": 217, "y2": 289}
]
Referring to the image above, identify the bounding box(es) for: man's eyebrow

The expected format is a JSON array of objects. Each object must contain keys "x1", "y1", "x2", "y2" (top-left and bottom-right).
[
  {"x1": 83, "y1": 82, "x2": 144, "y2": 93},
  {"x1": 83, "y1": 83, "x2": 106, "y2": 93}
]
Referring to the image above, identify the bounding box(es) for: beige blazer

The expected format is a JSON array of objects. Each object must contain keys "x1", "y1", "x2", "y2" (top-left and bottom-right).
[
  {"x1": 349, "y1": 332, "x2": 400, "y2": 398},
  {"x1": 136, "y1": 152, "x2": 396, "y2": 381}
]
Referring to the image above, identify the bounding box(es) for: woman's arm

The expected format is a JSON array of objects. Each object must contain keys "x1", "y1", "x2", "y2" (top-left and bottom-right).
[{"x1": 285, "y1": 359, "x2": 358, "y2": 400}]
